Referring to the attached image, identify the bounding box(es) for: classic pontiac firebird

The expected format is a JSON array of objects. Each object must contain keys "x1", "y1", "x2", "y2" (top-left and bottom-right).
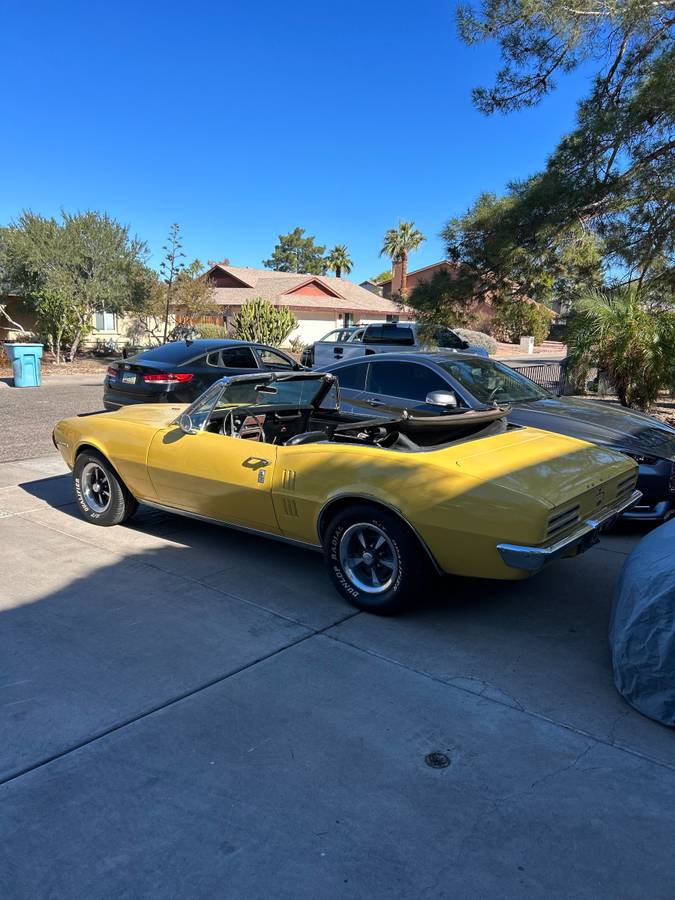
[{"x1": 53, "y1": 371, "x2": 640, "y2": 613}]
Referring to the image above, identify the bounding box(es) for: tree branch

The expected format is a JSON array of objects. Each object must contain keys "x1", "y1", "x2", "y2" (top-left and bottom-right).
[{"x1": 0, "y1": 304, "x2": 27, "y2": 334}]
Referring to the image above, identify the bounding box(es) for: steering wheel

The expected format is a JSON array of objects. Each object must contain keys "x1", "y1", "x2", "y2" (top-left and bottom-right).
[
  {"x1": 220, "y1": 410, "x2": 238, "y2": 437},
  {"x1": 220, "y1": 409, "x2": 266, "y2": 441},
  {"x1": 488, "y1": 384, "x2": 505, "y2": 402}
]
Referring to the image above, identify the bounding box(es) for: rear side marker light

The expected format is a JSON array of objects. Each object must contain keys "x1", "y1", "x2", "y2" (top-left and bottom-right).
[{"x1": 142, "y1": 373, "x2": 194, "y2": 384}]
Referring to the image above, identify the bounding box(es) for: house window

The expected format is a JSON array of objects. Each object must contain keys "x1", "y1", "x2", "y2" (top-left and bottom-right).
[
  {"x1": 386, "y1": 314, "x2": 399, "y2": 323},
  {"x1": 343, "y1": 312, "x2": 354, "y2": 326},
  {"x1": 95, "y1": 311, "x2": 117, "y2": 331}
]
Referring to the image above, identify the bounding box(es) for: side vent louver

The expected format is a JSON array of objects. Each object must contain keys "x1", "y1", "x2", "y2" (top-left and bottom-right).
[{"x1": 282, "y1": 497, "x2": 299, "y2": 517}]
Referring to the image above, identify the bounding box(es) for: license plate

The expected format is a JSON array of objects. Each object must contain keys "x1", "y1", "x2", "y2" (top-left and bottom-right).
[{"x1": 121, "y1": 372, "x2": 136, "y2": 385}]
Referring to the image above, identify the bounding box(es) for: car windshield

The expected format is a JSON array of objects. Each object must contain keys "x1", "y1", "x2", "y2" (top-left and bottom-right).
[
  {"x1": 438, "y1": 358, "x2": 550, "y2": 403},
  {"x1": 213, "y1": 376, "x2": 327, "y2": 410},
  {"x1": 180, "y1": 375, "x2": 333, "y2": 430}
]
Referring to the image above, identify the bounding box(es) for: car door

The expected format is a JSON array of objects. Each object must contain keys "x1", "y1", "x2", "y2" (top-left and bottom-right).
[
  {"x1": 358, "y1": 360, "x2": 462, "y2": 418},
  {"x1": 145, "y1": 391, "x2": 280, "y2": 532}
]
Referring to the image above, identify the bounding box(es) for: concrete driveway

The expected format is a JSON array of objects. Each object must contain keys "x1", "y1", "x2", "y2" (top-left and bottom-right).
[{"x1": 1, "y1": 453, "x2": 674, "y2": 898}]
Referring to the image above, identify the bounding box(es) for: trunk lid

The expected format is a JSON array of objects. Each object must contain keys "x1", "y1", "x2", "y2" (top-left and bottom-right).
[
  {"x1": 108, "y1": 360, "x2": 176, "y2": 396},
  {"x1": 448, "y1": 426, "x2": 635, "y2": 508}
]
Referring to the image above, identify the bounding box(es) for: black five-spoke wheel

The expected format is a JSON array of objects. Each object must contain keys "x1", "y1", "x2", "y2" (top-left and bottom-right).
[
  {"x1": 80, "y1": 462, "x2": 112, "y2": 514},
  {"x1": 73, "y1": 450, "x2": 138, "y2": 526},
  {"x1": 324, "y1": 503, "x2": 430, "y2": 614},
  {"x1": 339, "y1": 522, "x2": 399, "y2": 594}
]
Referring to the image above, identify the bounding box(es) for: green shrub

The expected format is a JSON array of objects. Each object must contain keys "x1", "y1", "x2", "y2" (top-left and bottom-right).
[
  {"x1": 454, "y1": 328, "x2": 498, "y2": 356},
  {"x1": 233, "y1": 298, "x2": 297, "y2": 346},
  {"x1": 196, "y1": 323, "x2": 229, "y2": 339},
  {"x1": 491, "y1": 302, "x2": 552, "y2": 345}
]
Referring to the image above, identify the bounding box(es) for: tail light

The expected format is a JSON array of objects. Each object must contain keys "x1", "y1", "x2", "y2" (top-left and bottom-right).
[
  {"x1": 142, "y1": 372, "x2": 194, "y2": 384},
  {"x1": 106, "y1": 366, "x2": 118, "y2": 378}
]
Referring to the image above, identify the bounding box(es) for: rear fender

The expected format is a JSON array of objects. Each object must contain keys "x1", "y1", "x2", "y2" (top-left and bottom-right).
[{"x1": 54, "y1": 416, "x2": 160, "y2": 501}]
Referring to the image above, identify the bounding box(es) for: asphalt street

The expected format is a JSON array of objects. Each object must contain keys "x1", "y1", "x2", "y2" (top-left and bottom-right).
[{"x1": 0, "y1": 375, "x2": 105, "y2": 461}]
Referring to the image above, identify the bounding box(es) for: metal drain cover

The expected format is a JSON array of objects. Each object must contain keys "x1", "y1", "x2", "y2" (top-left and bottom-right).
[{"x1": 425, "y1": 751, "x2": 450, "y2": 769}]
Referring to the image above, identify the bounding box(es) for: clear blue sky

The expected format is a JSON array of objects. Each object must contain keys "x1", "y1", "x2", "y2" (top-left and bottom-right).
[{"x1": 1, "y1": 0, "x2": 591, "y2": 283}]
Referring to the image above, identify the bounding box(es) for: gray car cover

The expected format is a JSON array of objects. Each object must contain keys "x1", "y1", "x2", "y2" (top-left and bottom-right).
[{"x1": 609, "y1": 518, "x2": 675, "y2": 726}]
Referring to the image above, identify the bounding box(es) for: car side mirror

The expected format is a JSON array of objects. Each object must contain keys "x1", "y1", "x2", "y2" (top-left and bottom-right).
[
  {"x1": 426, "y1": 390, "x2": 458, "y2": 408},
  {"x1": 178, "y1": 413, "x2": 197, "y2": 434},
  {"x1": 460, "y1": 340, "x2": 470, "y2": 349}
]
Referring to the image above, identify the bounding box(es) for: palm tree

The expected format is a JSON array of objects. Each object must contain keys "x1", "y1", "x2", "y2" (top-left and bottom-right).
[
  {"x1": 379, "y1": 221, "x2": 426, "y2": 298},
  {"x1": 567, "y1": 286, "x2": 675, "y2": 409},
  {"x1": 326, "y1": 245, "x2": 353, "y2": 279}
]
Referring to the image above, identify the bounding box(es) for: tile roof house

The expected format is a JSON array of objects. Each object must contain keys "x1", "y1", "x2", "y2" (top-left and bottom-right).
[
  {"x1": 203, "y1": 264, "x2": 412, "y2": 345},
  {"x1": 378, "y1": 260, "x2": 459, "y2": 300}
]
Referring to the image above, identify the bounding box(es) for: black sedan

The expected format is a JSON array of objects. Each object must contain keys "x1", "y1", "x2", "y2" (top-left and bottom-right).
[
  {"x1": 104, "y1": 340, "x2": 302, "y2": 409},
  {"x1": 326, "y1": 351, "x2": 675, "y2": 522}
]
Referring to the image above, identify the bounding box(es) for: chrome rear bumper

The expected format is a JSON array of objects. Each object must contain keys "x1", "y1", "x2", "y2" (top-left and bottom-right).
[{"x1": 497, "y1": 490, "x2": 642, "y2": 574}]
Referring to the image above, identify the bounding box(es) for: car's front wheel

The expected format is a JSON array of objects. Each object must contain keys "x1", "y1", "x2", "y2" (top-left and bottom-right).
[
  {"x1": 323, "y1": 504, "x2": 428, "y2": 614},
  {"x1": 73, "y1": 451, "x2": 138, "y2": 526}
]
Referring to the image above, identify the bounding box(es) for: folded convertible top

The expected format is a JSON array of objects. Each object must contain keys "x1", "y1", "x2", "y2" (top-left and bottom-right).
[{"x1": 398, "y1": 405, "x2": 510, "y2": 433}]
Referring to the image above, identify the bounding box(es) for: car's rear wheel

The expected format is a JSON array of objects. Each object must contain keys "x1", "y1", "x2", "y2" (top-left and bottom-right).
[
  {"x1": 73, "y1": 451, "x2": 138, "y2": 526},
  {"x1": 323, "y1": 503, "x2": 429, "y2": 614}
]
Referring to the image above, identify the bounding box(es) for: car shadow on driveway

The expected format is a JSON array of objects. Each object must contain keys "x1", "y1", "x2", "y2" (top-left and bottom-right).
[{"x1": 14, "y1": 472, "x2": 75, "y2": 508}]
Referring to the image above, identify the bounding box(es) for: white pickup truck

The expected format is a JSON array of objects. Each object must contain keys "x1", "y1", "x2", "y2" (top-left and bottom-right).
[{"x1": 311, "y1": 322, "x2": 489, "y2": 369}]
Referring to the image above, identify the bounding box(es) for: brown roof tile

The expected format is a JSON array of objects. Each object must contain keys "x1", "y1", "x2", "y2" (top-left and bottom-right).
[{"x1": 206, "y1": 265, "x2": 407, "y2": 314}]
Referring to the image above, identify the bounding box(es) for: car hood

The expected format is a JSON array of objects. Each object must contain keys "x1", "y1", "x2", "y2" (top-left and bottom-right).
[
  {"x1": 509, "y1": 397, "x2": 675, "y2": 460},
  {"x1": 449, "y1": 427, "x2": 635, "y2": 508}
]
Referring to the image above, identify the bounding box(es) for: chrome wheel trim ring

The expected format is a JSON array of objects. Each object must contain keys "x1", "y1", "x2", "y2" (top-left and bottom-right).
[
  {"x1": 338, "y1": 522, "x2": 398, "y2": 594},
  {"x1": 81, "y1": 462, "x2": 112, "y2": 514}
]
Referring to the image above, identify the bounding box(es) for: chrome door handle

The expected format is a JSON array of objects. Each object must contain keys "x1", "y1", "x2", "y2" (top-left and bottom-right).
[
  {"x1": 367, "y1": 398, "x2": 384, "y2": 407},
  {"x1": 242, "y1": 456, "x2": 270, "y2": 468}
]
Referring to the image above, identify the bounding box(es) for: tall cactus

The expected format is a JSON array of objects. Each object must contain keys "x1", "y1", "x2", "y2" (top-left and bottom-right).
[{"x1": 233, "y1": 298, "x2": 297, "y2": 346}]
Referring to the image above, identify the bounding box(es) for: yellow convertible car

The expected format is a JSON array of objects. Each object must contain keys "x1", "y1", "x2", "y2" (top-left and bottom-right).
[{"x1": 53, "y1": 372, "x2": 640, "y2": 613}]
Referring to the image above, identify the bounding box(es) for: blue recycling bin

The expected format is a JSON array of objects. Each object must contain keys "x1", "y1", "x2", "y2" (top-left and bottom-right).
[{"x1": 2, "y1": 343, "x2": 44, "y2": 387}]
